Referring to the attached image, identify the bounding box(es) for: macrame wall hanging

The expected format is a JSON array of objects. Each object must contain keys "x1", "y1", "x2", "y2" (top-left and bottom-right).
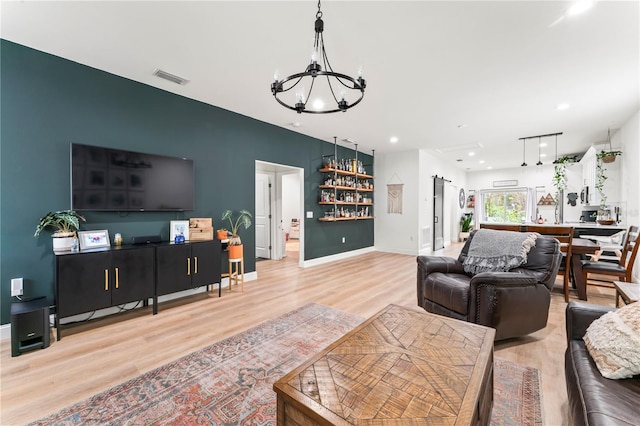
[{"x1": 387, "y1": 173, "x2": 404, "y2": 214}]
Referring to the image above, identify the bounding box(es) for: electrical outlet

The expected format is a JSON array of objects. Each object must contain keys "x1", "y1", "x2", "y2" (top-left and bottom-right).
[
  {"x1": 11, "y1": 278, "x2": 23, "y2": 297},
  {"x1": 342, "y1": 237, "x2": 346, "y2": 243}
]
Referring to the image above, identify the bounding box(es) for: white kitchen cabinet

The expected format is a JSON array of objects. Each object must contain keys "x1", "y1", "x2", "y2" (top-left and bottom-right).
[{"x1": 580, "y1": 146, "x2": 600, "y2": 206}]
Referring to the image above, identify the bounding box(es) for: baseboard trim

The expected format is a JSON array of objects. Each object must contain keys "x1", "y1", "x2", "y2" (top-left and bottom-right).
[
  {"x1": 302, "y1": 246, "x2": 375, "y2": 268},
  {"x1": 0, "y1": 272, "x2": 258, "y2": 342}
]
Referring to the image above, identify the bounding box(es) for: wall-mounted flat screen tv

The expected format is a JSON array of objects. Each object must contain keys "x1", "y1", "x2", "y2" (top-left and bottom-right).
[{"x1": 71, "y1": 143, "x2": 194, "y2": 211}]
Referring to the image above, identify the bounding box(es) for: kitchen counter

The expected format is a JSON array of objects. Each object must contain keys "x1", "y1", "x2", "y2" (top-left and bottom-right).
[{"x1": 479, "y1": 222, "x2": 626, "y2": 237}]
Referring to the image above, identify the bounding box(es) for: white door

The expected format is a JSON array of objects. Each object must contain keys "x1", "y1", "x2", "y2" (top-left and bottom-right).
[{"x1": 255, "y1": 173, "x2": 271, "y2": 259}]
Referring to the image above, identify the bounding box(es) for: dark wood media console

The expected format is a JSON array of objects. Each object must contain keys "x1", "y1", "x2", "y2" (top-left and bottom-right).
[{"x1": 55, "y1": 240, "x2": 221, "y2": 340}]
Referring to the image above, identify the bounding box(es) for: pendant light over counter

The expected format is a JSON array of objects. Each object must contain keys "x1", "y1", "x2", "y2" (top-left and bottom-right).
[{"x1": 518, "y1": 132, "x2": 563, "y2": 167}]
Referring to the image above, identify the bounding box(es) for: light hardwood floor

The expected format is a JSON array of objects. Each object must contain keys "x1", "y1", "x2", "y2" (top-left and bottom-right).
[{"x1": 0, "y1": 243, "x2": 616, "y2": 425}]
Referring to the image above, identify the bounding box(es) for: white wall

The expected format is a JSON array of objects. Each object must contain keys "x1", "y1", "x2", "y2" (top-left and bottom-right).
[
  {"x1": 374, "y1": 149, "x2": 466, "y2": 255},
  {"x1": 281, "y1": 173, "x2": 300, "y2": 234},
  {"x1": 617, "y1": 109, "x2": 640, "y2": 282},
  {"x1": 374, "y1": 150, "x2": 420, "y2": 255}
]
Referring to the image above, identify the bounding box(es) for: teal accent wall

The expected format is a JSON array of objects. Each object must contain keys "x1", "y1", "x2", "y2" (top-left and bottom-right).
[{"x1": 0, "y1": 40, "x2": 374, "y2": 324}]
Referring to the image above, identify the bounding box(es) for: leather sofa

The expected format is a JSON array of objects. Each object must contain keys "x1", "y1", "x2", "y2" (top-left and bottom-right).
[
  {"x1": 416, "y1": 230, "x2": 560, "y2": 340},
  {"x1": 565, "y1": 302, "x2": 640, "y2": 425}
]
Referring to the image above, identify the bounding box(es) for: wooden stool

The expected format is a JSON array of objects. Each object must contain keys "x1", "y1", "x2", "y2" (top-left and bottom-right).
[{"x1": 228, "y1": 257, "x2": 244, "y2": 293}]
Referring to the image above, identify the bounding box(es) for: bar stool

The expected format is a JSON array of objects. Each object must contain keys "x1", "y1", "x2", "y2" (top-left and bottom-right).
[{"x1": 228, "y1": 256, "x2": 244, "y2": 293}]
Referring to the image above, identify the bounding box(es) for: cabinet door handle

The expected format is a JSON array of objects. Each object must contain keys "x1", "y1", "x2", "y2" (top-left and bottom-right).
[
  {"x1": 104, "y1": 269, "x2": 109, "y2": 291},
  {"x1": 194, "y1": 256, "x2": 198, "y2": 274},
  {"x1": 187, "y1": 258, "x2": 191, "y2": 276},
  {"x1": 115, "y1": 267, "x2": 119, "y2": 289}
]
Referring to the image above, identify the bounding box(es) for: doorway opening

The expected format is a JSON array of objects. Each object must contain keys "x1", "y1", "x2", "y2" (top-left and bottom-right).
[{"x1": 255, "y1": 161, "x2": 304, "y2": 266}]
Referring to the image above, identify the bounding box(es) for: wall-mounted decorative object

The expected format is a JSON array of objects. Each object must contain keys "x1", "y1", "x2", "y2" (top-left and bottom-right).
[
  {"x1": 386, "y1": 173, "x2": 403, "y2": 214},
  {"x1": 537, "y1": 193, "x2": 556, "y2": 205},
  {"x1": 77, "y1": 230, "x2": 110, "y2": 251},
  {"x1": 493, "y1": 180, "x2": 518, "y2": 188},
  {"x1": 459, "y1": 188, "x2": 465, "y2": 209}
]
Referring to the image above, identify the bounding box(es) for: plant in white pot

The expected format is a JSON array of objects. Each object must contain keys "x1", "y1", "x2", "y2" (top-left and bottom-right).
[
  {"x1": 459, "y1": 213, "x2": 473, "y2": 242},
  {"x1": 221, "y1": 209, "x2": 252, "y2": 259},
  {"x1": 34, "y1": 210, "x2": 86, "y2": 252}
]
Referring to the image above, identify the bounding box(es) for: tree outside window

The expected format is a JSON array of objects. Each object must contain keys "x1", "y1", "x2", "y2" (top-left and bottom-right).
[{"x1": 482, "y1": 190, "x2": 527, "y2": 223}]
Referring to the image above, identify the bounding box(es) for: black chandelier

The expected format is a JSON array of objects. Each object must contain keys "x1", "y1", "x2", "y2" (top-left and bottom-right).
[{"x1": 270, "y1": 0, "x2": 366, "y2": 114}]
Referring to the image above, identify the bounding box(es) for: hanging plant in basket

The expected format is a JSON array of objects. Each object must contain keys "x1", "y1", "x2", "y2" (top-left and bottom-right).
[
  {"x1": 597, "y1": 150, "x2": 622, "y2": 164},
  {"x1": 598, "y1": 128, "x2": 622, "y2": 163}
]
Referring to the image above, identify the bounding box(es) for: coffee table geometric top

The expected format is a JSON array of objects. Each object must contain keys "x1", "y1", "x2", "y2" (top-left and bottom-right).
[{"x1": 274, "y1": 304, "x2": 495, "y2": 425}]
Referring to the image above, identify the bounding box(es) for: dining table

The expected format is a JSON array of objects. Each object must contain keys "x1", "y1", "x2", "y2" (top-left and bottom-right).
[{"x1": 569, "y1": 238, "x2": 600, "y2": 300}]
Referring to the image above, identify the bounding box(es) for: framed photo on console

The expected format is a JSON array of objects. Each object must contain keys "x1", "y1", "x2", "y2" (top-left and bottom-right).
[
  {"x1": 77, "y1": 230, "x2": 111, "y2": 250},
  {"x1": 170, "y1": 220, "x2": 190, "y2": 242}
]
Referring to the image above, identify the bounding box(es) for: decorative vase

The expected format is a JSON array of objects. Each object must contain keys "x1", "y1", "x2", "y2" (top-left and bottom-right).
[{"x1": 228, "y1": 244, "x2": 243, "y2": 260}]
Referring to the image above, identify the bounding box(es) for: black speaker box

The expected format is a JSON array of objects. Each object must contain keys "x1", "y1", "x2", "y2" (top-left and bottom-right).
[
  {"x1": 131, "y1": 235, "x2": 162, "y2": 244},
  {"x1": 11, "y1": 297, "x2": 50, "y2": 357}
]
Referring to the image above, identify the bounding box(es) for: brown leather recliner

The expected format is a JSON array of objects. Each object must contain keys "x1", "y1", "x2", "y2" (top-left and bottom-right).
[{"x1": 416, "y1": 230, "x2": 561, "y2": 340}]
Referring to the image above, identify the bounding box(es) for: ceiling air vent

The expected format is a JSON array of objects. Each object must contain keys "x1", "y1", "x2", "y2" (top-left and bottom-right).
[{"x1": 153, "y1": 69, "x2": 190, "y2": 85}]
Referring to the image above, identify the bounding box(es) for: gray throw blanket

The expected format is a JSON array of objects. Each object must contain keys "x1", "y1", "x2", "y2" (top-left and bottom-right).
[{"x1": 463, "y1": 229, "x2": 537, "y2": 275}]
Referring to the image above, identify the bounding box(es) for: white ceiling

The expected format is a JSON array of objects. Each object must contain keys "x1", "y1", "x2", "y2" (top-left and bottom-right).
[{"x1": 2, "y1": 1, "x2": 638, "y2": 170}]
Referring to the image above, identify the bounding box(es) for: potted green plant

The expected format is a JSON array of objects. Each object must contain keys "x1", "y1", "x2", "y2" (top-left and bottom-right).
[
  {"x1": 595, "y1": 150, "x2": 621, "y2": 210},
  {"x1": 216, "y1": 228, "x2": 228, "y2": 240},
  {"x1": 552, "y1": 155, "x2": 575, "y2": 223},
  {"x1": 34, "y1": 210, "x2": 86, "y2": 252},
  {"x1": 221, "y1": 209, "x2": 252, "y2": 259},
  {"x1": 598, "y1": 129, "x2": 622, "y2": 164},
  {"x1": 459, "y1": 213, "x2": 473, "y2": 241},
  {"x1": 597, "y1": 149, "x2": 622, "y2": 164}
]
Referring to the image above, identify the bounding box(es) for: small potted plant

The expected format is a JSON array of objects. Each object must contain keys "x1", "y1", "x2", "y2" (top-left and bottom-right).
[
  {"x1": 459, "y1": 213, "x2": 473, "y2": 242},
  {"x1": 34, "y1": 210, "x2": 86, "y2": 252},
  {"x1": 598, "y1": 129, "x2": 622, "y2": 164},
  {"x1": 221, "y1": 209, "x2": 252, "y2": 259},
  {"x1": 216, "y1": 228, "x2": 228, "y2": 240},
  {"x1": 597, "y1": 149, "x2": 622, "y2": 164}
]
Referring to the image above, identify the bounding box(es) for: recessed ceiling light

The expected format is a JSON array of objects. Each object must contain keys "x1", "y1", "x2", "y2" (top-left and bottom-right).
[
  {"x1": 479, "y1": 160, "x2": 485, "y2": 164},
  {"x1": 556, "y1": 103, "x2": 570, "y2": 111},
  {"x1": 487, "y1": 166, "x2": 493, "y2": 170},
  {"x1": 390, "y1": 136, "x2": 399, "y2": 143},
  {"x1": 456, "y1": 159, "x2": 463, "y2": 162},
  {"x1": 539, "y1": 142, "x2": 547, "y2": 147},
  {"x1": 312, "y1": 99, "x2": 325, "y2": 110},
  {"x1": 289, "y1": 122, "x2": 301, "y2": 128},
  {"x1": 468, "y1": 152, "x2": 475, "y2": 156},
  {"x1": 540, "y1": 153, "x2": 548, "y2": 158},
  {"x1": 567, "y1": 0, "x2": 594, "y2": 16},
  {"x1": 457, "y1": 124, "x2": 468, "y2": 129}
]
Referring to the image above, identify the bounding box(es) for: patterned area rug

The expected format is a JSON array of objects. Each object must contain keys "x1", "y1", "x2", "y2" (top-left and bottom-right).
[{"x1": 30, "y1": 303, "x2": 542, "y2": 425}]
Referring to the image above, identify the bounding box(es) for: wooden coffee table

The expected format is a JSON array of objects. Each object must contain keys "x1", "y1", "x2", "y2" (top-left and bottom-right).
[
  {"x1": 273, "y1": 304, "x2": 496, "y2": 425},
  {"x1": 613, "y1": 281, "x2": 640, "y2": 307}
]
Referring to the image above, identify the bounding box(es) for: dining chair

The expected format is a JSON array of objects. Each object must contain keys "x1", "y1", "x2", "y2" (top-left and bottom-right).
[
  {"x1": 479, "y1": 223, "x2": 522, "y2": 231},
  {"x1": 581, "y1": 225, "x2": 639, "y2": 287},
  {"x1": 526, "y1": 225, "x2": 574, "y2": 302}
]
